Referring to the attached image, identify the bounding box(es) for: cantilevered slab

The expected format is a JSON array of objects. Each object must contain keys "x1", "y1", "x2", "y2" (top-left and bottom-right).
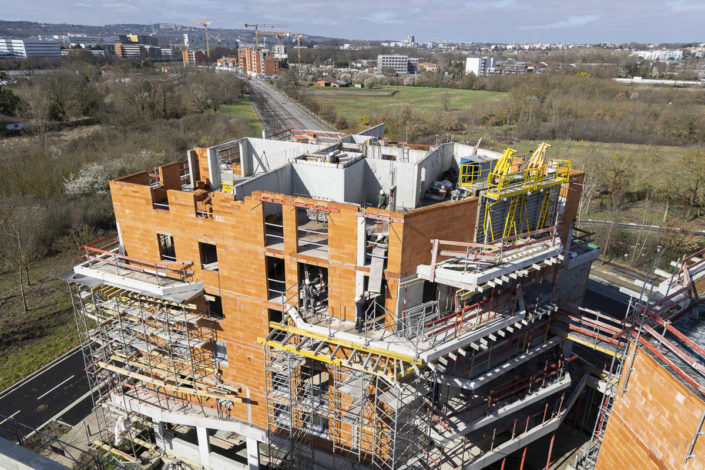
[
  {"x1": 72, "y1": 263, "x2": 203, "y2": 303},
  {"x1": 417, "y1": 240, "x2": 562, "y2": 290},
  {"x1": 436, "y1": 336, "x2": 563, "y2": 391}
]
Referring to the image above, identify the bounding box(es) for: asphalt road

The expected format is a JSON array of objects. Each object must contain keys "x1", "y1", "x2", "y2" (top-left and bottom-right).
[{"x1": 0, "y1": 346, "x2": 93, "y2": 433}]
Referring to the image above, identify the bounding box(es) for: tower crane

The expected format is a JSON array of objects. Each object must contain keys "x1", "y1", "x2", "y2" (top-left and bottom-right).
[
  {"x1": 244, "y1": 24, "x2": 284, "y2": 49},
  {"x1": 191, "y1": 20, "x2": 212, "y2": 58},
  {"x1": 296, "y1": 34, "x2": 303, "y2": 66}
]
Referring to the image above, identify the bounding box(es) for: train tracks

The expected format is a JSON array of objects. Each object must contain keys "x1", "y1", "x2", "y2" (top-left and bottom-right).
[{"x1": 247, "y1": 79, "x2": 336, "y2": 135}]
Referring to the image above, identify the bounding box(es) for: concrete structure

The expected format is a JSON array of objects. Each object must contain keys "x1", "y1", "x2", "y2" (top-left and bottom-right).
[
  {"x1": 376, "y1": 54, "x2": 418, "y2": 75},
  {"x1": 238, "y1": 45, "x2": 280, "y2": 77},
  {"x1": 0, "y1": 38, "x2": 60, "y2": 59},
  {"x1": 465, "y1": 57, "x2": 495, "y2": 77},
  {"x1": 66, "y1": 125, "x2": 611, "y2": 469}
]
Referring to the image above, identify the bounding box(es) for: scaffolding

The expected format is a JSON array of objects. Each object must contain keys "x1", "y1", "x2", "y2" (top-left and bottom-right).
[{"x1": 68, "y1": 247, "x2": 241, "y2": 467}]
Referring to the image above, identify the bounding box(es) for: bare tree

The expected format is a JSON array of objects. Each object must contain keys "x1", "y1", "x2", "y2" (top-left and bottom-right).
[{"x1": 0, "y1": 200, "x2": 49, "y2": 312}]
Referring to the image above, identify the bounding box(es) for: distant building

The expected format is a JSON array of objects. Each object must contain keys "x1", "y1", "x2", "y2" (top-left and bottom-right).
[
  {"x1": 0, "y1": 38, "x2": 61, "y2": 59},
  {"x1": 115, "y1": 42, "x2": 162, "y2": 59},
  {"x1": 183, "y1": 33, "x2": 190, "y2": 47},
  {"x1": 216, "y1": 57, "x2": 238, "y2": 69},
  {"x1": 313, "y1": 77, "x2": 349, "y2": 87},
  {"x1": 634, "y1": 50, "x2": 683, "y2": 61},
  {"x1": 237, "y1": 46, "x2": 279, "y2": 76},
  {"x1": 376, "y1": 54, "x2": 418, "y2": 75},
  {"x1": 465, "y1": 57, "x2": 495, "y2": 76},
  {"x1": 182, "y1": 49, "x2": 205, "y2": 65}
]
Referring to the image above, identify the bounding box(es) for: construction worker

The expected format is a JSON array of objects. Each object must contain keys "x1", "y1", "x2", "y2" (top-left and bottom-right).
[
  {"x1": 301, "y1": 279, "x2": 315, "y2": 312},
  {"x1": 378, "y1": 189, "x2": 388, "y2": 210},
  {"x1": 355, "y1": 295, "x2": 367, "y2": 333}
]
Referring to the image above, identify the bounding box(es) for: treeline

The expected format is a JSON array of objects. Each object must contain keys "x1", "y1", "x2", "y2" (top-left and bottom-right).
[
  {"x1": 578, "y1": 149, "x2": 705, "y2": 270},
  {"x1": 0, "y1": 66, "x2": 254, "y2": 307}
]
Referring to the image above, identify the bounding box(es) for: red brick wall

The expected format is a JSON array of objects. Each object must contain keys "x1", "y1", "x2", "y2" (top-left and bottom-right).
[{"x1": 596, "y1": 343, "x2": 705, "y2": 470}]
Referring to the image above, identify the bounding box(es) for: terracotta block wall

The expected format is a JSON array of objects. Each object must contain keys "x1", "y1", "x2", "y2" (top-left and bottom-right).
[
  {"x1": 596, "y1": 343, "x2": 705, "y2": 470},
  {"x1": 393, "y1": 198, "x2": 478, "y2": 278}
]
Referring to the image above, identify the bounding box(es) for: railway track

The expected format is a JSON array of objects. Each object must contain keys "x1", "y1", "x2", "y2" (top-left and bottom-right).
[{"x1": 247, "y1": 79, "x2": 336, "y2": 135}]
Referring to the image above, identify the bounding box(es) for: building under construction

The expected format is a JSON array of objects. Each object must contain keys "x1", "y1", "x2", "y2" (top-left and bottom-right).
[{"x1": 65, "y1": 124, "x2": 705, "y2": 469}]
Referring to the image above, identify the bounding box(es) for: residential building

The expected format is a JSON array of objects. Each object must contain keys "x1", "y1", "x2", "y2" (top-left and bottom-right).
[
  {"x1": 0, "y1": 38, "x2": 60, "y2": 59},
  {"x1": 313, "y1": 77, "x2": 348, "y2": 87},
  {"x1": 376, "y1": 54, "x2": 418, "y2": 75},
  {"x1": 65, "y1": 123, "x2": 630, "y2": 470},
  {"x1": 238, "y1": 46, "x2": 279, "y2": 76},
  {"x1": 216, "y1": 57, "x2": 238, "y2": 70},
  {"x1": 182, "y1": 49, "x2": 205, "y2": 65},
  {"x1": 465, "y1": 56, "x2": 495, "y2": 76}
]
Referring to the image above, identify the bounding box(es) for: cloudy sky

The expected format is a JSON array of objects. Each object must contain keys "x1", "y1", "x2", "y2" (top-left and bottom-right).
[{"x1": 4, "y1": 0, "x2": 705, "y2": 43}]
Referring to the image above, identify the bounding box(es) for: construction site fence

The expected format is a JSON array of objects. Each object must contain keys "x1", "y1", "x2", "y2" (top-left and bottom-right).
[{"x1": 0, "y1": 413, "x2": 131, "y2": 470}]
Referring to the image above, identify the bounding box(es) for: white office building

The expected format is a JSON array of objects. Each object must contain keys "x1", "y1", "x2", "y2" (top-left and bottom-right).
[
  {"x1": 0, "y1": 38, "x2": 61, "y2": 59},
  {"x1": 465, "y1": 56, "x2": 496, "y2": 76},
  {"x1": 376, "y1": 54, "x2": 418, "y2": 75}
]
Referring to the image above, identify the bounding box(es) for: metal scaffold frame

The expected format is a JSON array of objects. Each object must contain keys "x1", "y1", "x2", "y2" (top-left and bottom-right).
[{"x1": 68, "y1": 279, "x2": 235, "y2": 466}]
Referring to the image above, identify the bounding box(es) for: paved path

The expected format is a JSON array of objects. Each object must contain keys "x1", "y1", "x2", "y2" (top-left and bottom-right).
[{"x1": 0, "y1": 347, "x2": 92, "y2": 433}]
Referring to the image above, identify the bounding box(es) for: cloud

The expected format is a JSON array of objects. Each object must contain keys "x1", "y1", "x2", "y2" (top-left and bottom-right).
[
  {"x1": 519, "y1": 14, "x2": 600, "y2": 30},
  {"x1": 667, "y1": 0, "x2": 705, "y2": 12},
  {"x1": 367, "y1": 10, "x2": 403, "y2": 24}
]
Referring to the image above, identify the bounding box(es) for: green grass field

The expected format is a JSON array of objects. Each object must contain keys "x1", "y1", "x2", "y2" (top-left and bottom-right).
[
  {"x1": 0, "y1": 253, "x2": 79, "y2": 391},
  {"x1": 219, "y1": 95, "x2": 264, "y2": 134},
  {"x1": 307, "y1": 85, "x2": 505, "y2": 123}
]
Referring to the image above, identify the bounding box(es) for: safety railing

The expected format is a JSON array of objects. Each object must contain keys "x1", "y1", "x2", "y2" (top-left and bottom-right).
[
  {"x1": 264, "y1": 221, "x2": 284, "y2": 246},
  {"x1": 267, "y1": 277, "x2": 287, "y2": 301},
  {"x1": 486, "y1": 158, "x2": 572, "y2": 200},
  {"x1": 297, "y1": 226, "x2": 329, "y2": 252},
  {"x1": 82, "y1": 240, "x2": 195, "y2": 284},
  {"x1": 153, "y1": 201, "x2": 170, "y2": 211}
]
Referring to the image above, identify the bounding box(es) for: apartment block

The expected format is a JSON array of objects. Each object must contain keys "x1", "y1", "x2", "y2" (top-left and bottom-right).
[
  {"x1": 376, "y1": 54, "x2": 418, "y2": 75},
  {"x1": 238, "y1": 45, "x2": 280, "y2": 77},
  {"x1": 465, "y1": 57, "x2": 495, "y2": 77},
  {"x1": 65, "y1": 123, "x2": 629, "y2": 469},
  {"x1": 183, "y1": 49, "x2": 206, "y2": 65}
]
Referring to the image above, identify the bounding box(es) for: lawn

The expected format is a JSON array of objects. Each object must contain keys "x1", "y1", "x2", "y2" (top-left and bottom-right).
[
  {"x1": 306, "y1": 85, "x2": 505, "y2": 124},
  {"x1": 219, "y1": 95, "x2": 264, "y2": 134},
  {"x1": 0, "y1": 253, "x2": 80, "y2": 391}
]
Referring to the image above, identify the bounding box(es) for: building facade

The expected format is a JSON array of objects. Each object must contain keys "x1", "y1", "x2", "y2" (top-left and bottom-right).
[
  {"x1": 376, "y1": 54, "x2": 418, "y2": 75},
  {"x1": 0, "y1": 38, "x2": 60, "y2": 59},
  {"x1": 238, "y1": 46, "x2": 279, "y2": 76},
  {"x1": 465, "y1": 57, "x2": 496, "y2": 76},
  {"x1": 66, "y1": 124, "x2": 611, "y2": 469}
]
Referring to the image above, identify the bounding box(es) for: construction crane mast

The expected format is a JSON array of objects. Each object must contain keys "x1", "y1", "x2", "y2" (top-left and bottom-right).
[
  {"x1": 244, "y1": 24, "x2": 283, "y2": 50},
  {"x1": 192, "y1": 20, "x2": 212, "y2": 58},
  {"x1": 296, "y1": 34, "x2": 303, "y2": 66}
]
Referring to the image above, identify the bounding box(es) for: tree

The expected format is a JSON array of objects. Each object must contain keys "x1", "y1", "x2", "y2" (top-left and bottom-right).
[
  {"x1": 677, "y1": 149, "x2": 705, "y2": 218},
  {"x1": 363, "y1": 78, "x2": 376, "y2": 89},
  {"x1": 597, "y1": 153, "x2": 634, "y2": 263},
  {"x1": 0, "y1": 86, "x2": 21, "y2": 116},
  {"x1": 0, "y1": 200, "x2": 50, "y2": 312}
]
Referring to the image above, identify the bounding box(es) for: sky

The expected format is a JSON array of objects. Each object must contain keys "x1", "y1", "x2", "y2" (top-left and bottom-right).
[{"x1": 3, "y1": 0, "x2": 705, "y2": 44}]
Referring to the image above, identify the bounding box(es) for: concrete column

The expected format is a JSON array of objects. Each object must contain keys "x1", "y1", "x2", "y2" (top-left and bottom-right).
[
  {"x1": 152, "y1": 421, "x2": 167, "y2": 450},
  {"x1": 356, "y1": 215, "x2": 366, "y2": 267},
  {"x1": 246, "y1": 437, "x2": 260, "y2": 469},
  {"x1": 196, "y1": 426, "x2": 210, "y2": 468}
]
